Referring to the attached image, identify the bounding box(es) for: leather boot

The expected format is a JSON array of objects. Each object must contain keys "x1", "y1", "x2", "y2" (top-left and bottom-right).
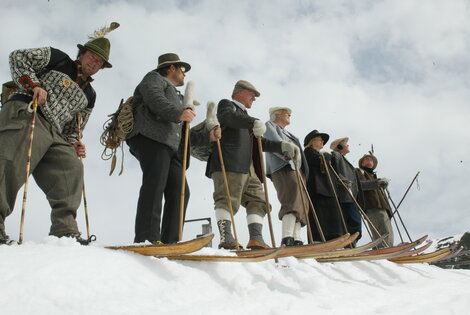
[
  {"x1": 0, "y1": 235, "x2": 14, "y2": 246},
  {"x1": 217, "y1": 220, "x2": 241, "y2": 249},
  {"x1": 247, "y1": 223, "x2": 270, "y2": 249},
  {"x1": 281, "y1": 237, "x2": 295, "y2": 246}
]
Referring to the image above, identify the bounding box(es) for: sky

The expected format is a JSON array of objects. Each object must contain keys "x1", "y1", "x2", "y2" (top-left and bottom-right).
[{"x1": 1, "y1": 0, "x2": 469, "y2": 246}]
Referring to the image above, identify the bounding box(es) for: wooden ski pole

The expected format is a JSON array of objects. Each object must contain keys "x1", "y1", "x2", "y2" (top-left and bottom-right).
[
  {"x1": 257, "y1": 137, "x2": 277, "y2": 249},
  {"x1": 394, "y1": 171, "x2": 420, "y2": 215},
  {"x1": 178, "y1": 122, "x2": 190, "y2": 241},
  {"x1": 76, "y1": 112, "x2": 91, "y2": 241},
  {"x1": 327, "y1": 162, "x2": 390, "y2": 247},
  {"x1": 293, "y1": 162, "x2": 324, "y2": 243},
  {"x1": 384, "y1": 188, "x2": 413, "y2": 243},
  {"x1": 18, "y1": 100, "x2": 38, "y2": 244},
  {"x1": 216, "y1": 138, "x2": 241, "y2": 250},
  {"x1": 380, "y1": 187, "x2": 404, "y2": 244}
]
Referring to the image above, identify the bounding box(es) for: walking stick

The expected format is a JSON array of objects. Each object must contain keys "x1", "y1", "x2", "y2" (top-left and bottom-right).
[
  {"x1": 216, "y1": 139, "x2": 241, "y2": 250},
  {"x1": 293, "y1": 162, "x2": 324, "y2": 243},
  {"x1": 327, "y1": 162, "x2": 390, "y2": 247},
  {"x1": 76, "y1": 112, "x2": 92, "y2": 241},
  {"x1": 384, "y1": 188, "x2": 413, "y2": 243},
  {"x1": 320, "y1": 152, "x2": 349, "y2": 234},
  {"x1": 18, "y1": 100, "x2": 38, "y2": 244},
  {"x1": 380, "y1": 187, "x2": 404, "y2": 244},
  {"x1": 178, "y1": 122, "x2": 190, "y2": 241},
  {"x1": 393, "y1": 171, "x2": 420, "y2": 216},
  {"x1": 257, "y1": 137, "x2": 277, "y2": 249}
]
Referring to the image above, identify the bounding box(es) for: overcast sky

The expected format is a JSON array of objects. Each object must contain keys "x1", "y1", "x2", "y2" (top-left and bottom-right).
[{"x1": 1, "y1": 0, "x2": 469, "y2": 246}]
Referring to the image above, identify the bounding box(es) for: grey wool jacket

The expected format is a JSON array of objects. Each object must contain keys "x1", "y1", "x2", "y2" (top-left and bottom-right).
[
  {"x1": 263, "y1": 120, "x2": 308, "y2": 178},
  {"x1": 127, "y1": 70, "x2": 185, "y2": 151}
]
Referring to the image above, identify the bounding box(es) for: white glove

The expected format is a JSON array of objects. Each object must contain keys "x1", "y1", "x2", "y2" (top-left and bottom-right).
[
  {"x1": 205, "y1": 101, "x2": 219, "y2": 130},
  {"x1": 253, "y1": 120, "x2": 266, "y2": 137},
  {"x1": 378, "y1": 177, "x2": 391, "y2": 188},
  {"x1": 183, "y1": 81, "x2": 200, "y2": 111},
  {"x1": 281, "y1": 141, "x2": 300, "y2": 163}
]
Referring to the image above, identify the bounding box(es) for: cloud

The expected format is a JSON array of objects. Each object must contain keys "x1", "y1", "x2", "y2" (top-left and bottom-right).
[{"x1": 1, "y1": 0, "x2": 469, "y2": 245}]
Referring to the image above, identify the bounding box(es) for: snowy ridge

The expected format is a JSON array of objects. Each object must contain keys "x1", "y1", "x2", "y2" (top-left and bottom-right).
[{"x1": 1, "y1": 238, "x2": 470, "y2": 315}]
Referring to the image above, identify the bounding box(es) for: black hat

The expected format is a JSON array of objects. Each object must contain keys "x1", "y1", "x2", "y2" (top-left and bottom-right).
[{"x1": 304, "y1": 130, "x2": 329, "y2": 147}]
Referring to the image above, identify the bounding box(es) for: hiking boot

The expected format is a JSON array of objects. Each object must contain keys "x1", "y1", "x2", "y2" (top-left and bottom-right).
[
  {"x1": 247, "y1": 223, "x2": 269, "y2": 249},
  {"x1": 60, "y1": 233, "x2": 95, "y2": 245},
  {"x1": 246, "y1": 239, "x2": 270, "y2": 250},
  {"x1": 218, "y1": 241, "x2": 244, "y2": 250},
  {"x1": 151, "y1": 240, "x2": 165, "y2": 246},
  {"x1": 281, "y1": 237, "x2": 295, "y2": 246},
  {"x1": 217, "y1": 220, "x2": 242, "y2": 249},
  {"x1": 293, "y1": 240, "x2": 304, "y2": 246},
  {"x1": 0, "y1": 236, "x2": 14, "y2": 246}
]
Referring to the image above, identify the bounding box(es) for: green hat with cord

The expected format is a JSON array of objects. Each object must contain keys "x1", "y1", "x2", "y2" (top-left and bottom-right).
[
  {"x1": 77, "y1": 37, "x2": 112, "y2": 68},
  {"x1": 76, "y1": 22, "x2": 120, "y2": 69}
]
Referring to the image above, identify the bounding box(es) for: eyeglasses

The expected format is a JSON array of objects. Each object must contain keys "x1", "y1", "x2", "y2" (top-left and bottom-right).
[{"x1": 177, "y1": 65, "x2": 187, "y2": 73}]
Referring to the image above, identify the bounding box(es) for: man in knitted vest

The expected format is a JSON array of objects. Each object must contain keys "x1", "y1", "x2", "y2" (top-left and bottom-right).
[{"x1": 0, "y1": 32, "x2": 114, "y2": 245}]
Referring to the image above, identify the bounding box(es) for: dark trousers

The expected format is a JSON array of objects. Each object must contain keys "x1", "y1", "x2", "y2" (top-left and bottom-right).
[
  {"x1": 341, "y1": 202, "x2": 362, "y2": 241},
  {"x1": 128, "y1": 135, "x2": 189, "y2": 244},
  {"x1": 308, "y1": 194, "x2": 345, "y2": 242}
]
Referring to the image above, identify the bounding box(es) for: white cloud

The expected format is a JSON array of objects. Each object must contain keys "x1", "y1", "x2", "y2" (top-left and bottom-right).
[{"x1": 1, "y1": 0, "x2": 468, "y2": 245}]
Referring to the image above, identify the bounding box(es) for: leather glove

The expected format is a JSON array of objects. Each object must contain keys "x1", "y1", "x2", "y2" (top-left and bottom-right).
[
  {"x1": 252, "y1": 120, "x2": 266, "y2": 137},
  {"x1": 281, "y1": 141, "x2": 300, "y2": 163},
  {"x1": 205, "y1": 101, "x2": 219, "y2": 130},
  {"x1": 183, "y1": 81, "x2": 200, "y2": 111}
]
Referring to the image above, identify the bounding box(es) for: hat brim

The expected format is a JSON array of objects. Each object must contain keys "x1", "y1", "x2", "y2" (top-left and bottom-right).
[
  {"x1": 359, "y1": 155, "x2": 378, "y2": 169},
  {"x1": 269, "y1": 107, "x2": 292, "y2": 116},
  {"x1": 304, "y1": 131, "x2": 330, "y2": 147},
  {"x1": 156, "y1": 60, "x2": 191, "y2": 72},
  {"x1": 77, "y1": 44, "x2": 112, "y2": 68},
  {"x1": 330, "y1": 137, "x2": 349, "y2": 150}
]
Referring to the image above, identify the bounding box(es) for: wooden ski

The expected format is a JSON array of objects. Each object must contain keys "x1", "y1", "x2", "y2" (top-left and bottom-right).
[
  {"x1": 389, "y1": 247, "x2": 453, "y2": 264},
  {"x1": 105, "y1": 233, "x2": 214, "y2": 256},
  {"x1": 315, "y1": 242, "x2": 419, "y2": 262},
  {"x1": 354, "y1": 235, "x2": 428, "y2": 257},
  {"x1": 296, "y1": 233, "x2": 388, "y2": 259},
  {"x1": 388, "y1": 240, "x2": 433, "y2": 259},
  {"x1": 235, "y1": 233, "x2": 358, "y2": 258},
  {"x1": 160, "y1": 247, "x2": 282, "y2": 262}
]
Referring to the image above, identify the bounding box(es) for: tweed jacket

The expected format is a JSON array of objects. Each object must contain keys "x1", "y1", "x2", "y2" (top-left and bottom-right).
[
  {"x1": 206, "y1": 99, "x2": 282, "y2": 178},
  {"x1": 263, "y1": 120, "x2": 308, "y2": 178},
  {"x1": 304, "y1": 147, "x2": 334, "y2": 197},
  {"x1": 330, "y1": 150, "x2": 361, "y2": 203},
  {"x1": 8, "y1": 47, "x2": 95, "y2": 143},
  {"x1": 356, "y1": 168, "x2": 391, "y2": 214},
  {"x1": 127, "y1": 70, "x2": 185, "y2": 152}
]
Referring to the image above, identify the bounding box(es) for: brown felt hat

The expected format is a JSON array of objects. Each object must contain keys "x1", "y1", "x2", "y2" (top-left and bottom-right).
[
  {"x1": 359, "y1": 154, "x2": 378, "y2": 170},
  {"x1": 232, "y1": 80, "x2": 260, "y2": 97},
  {"x1": 156, "y1": 53, "x2": 191, "y2": 72}
]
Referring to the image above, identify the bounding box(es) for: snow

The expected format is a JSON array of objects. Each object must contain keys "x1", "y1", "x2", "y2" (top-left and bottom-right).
[{"x1": 1, "y1": 238, "x2": 470, "y2": 315}]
